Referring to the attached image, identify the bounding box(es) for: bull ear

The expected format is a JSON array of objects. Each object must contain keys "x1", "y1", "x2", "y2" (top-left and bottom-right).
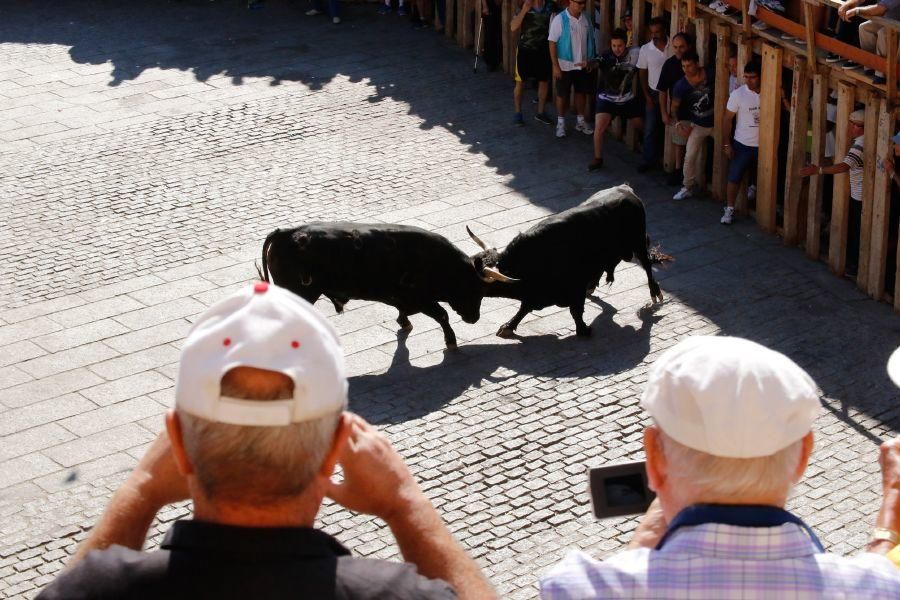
[{"x1": 466, "y1": 226, "x2": 488, "y2": 250}]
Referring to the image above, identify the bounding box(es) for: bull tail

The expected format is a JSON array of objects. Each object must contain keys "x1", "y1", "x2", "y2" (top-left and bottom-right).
[
  {"x1": 258, "y1": 229, "x2": 279, "y2": 283},
  {"x1": 647, "y1": 234, "x2": 673, "y2": 264}
]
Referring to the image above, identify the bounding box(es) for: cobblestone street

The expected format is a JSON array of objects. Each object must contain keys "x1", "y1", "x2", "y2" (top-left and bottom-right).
[{"x1": 2, "y1": 1, "x2": 900, "y2": 597}]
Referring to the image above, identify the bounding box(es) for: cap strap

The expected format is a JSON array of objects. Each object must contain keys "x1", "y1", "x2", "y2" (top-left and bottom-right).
[{"x1": 214, "y1": 397, "x2": 294, "y2": 426}]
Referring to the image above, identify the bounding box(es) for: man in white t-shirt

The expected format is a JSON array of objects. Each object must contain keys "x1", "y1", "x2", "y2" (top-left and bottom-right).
[
  {"x1": 720, "y1": 59, "x2": 761, "y2": 225},
  {"x1": 800, "y1": 109, "x2": 866, "y2": 276},
  {"x1": 635, "y1": 17, "x2": 669, "y2": 172},
  {"x1": 548, "y1": 0, "x2": 596, "y2": 138}
]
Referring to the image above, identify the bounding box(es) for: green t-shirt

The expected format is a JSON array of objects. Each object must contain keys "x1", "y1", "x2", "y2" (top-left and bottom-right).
[{"x1": 518, "y1": 1, "x2": 557, "y2": 52}]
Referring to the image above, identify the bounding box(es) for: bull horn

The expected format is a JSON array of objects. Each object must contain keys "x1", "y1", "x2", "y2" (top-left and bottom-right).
[
  {"x1": 466, "y1": 226, "x2": 487, "y2": 250},
  {"x1": 481, "y1": 267, "x2": 518, "y2": 283},
  {"x1": 301, "y1": 274, "x2": 313, "y2": 286}
]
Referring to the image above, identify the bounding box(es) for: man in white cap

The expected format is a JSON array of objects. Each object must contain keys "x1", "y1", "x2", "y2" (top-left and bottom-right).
[
  {"x1": 541, "y1": 335, "x2": 900, "y2": 598},
  {"x1": 800, "y1": 108, "x2": 866, "y2": 277},
  {"x1": 39, "y1": 282, "x2": 494, "y2": 599}
]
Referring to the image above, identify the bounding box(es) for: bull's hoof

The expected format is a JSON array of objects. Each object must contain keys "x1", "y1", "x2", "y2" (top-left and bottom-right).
[
  {"x1": 575, "y1": 325, "x2": 592, "y2": 338},
  {"x1": 445, "y1": 342, "x2": 458, "y2": 350},
  {"x1": 496, "y1": 326, "x2": 516, "y2": 339},
  {"x1": 396, "y1": 317, "x2": 413, "y2": 332}
]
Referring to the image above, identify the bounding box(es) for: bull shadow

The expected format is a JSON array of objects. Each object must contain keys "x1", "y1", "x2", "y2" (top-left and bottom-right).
[{"x1": 349, "y1": 298, "x2": 662, "y2": 424}]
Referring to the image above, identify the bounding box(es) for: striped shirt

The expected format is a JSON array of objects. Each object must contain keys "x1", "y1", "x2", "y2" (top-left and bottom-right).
[
  {"x1": 540, "y1": 522, "x2": 900, "y2": 599},
  {"x1": 842, "y1": 135, "x2": 865, "y2": 202}
]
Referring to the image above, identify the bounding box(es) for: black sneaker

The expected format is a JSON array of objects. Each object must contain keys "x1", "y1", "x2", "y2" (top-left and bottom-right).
[
  {"x1": 588, "y1": 158, "x2": 604, "y2": 172},
  {"x1": 874, "y1": 75, "x2": 887, "y2": 85},
  {"x1": 534, "y1": 112, "x2": 553, "y2": 125},
  {"x1": 842, "y1": 60, "x2": 861, "y2": 70},
  {"x1": 825, "y1": 53, "x2": 841, "y2": 63}
]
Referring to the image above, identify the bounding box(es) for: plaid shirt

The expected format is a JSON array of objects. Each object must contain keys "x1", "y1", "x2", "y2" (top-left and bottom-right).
[{"x1": 540, "y1": 522, "x2": 900, "y2": 599}]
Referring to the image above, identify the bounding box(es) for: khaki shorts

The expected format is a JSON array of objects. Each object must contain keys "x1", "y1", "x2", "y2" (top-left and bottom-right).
[{"x1": 671, "y1": 120, "x2": 691, "y2": 146}]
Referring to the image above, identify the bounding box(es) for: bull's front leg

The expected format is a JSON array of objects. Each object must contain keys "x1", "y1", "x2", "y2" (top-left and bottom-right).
[
  {"x1": 421, "y1": 303, "x2": 457, "y2": 349},
  {"x1": 497, "y1": 303, "x2": 532, "y2": 338},
  {"x1": 396, "y1": 311, "x2": 413, "y2": 332},
  {"x1": 570, "y1": 298, "x2": 591, "y2": 337}
]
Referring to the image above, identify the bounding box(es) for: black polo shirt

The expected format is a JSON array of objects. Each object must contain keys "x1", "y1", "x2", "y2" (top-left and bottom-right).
[{"x1": 37, "y1": 520, "x2": 457, "y2": 599}]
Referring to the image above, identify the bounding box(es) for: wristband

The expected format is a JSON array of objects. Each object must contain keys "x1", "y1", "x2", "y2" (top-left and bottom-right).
[{"x1": 872, "y1": 527, "x2": 900, "y2": 546}]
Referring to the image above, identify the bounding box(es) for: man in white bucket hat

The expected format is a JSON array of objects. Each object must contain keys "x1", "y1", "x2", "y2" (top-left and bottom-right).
[
  {"x1": 40, "y1": 282, "x2": 494, "y2": 599},
  {"x1": 541, "y1": 335, "x2": 900, "y2": 598}
]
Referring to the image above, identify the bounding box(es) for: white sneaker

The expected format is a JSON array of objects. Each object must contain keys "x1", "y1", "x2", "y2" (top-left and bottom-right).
[
  {"x1": 332, "y1": 16, "x2": 341, "y2": 23},
  {"x1": 556, "y1": 122, "x2": 566, "y2": 138},
  {"x1": 673, "y1": 186, "x2": 693, "y2": 200},
  {"x1": 306, "y1": 8, "x2": 321, "y2": 15},
  {"x1": 709, "y1": 0, "x2": 724, "y2": 9},
  {"x1": 720, "y1": 206, "x2": 735, "y2": 224},
  {"x1": 575, "y1": 120, "x2": 594, "y2": 135},
  {"x1": 747, "y1": 184, "x2": 757, "y2": 200}
]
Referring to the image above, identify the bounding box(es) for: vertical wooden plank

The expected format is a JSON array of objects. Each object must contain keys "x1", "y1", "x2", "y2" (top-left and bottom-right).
[
  {"x1": 652, "y1": 0, "x2": 664, "y2": 18},
  {"x1": 712, "y1": 24, "x2": 730, "y2": 202},
  {"x1": 502, "y1": 0, "x2": 512, "y2": 74},
  {"x1": 663, "y1": 0, "x2": 683, "y2": 173},
  {"x1": 600, "y1": 0, "x2": 612, "y2": 53},
  {"x1": 687, "y1": 0, "x2": 696, "y2": 19},
  {"x1": 740, "y1": 0, "x2": 751, "y2": 39},
  {"x1": 757, "y1": 43, "x2": 783, "y2": 233},
  {"x1": 446, "y1": 0, "x2": 456, "y2": 39},
  {"x1": 457, "y1": 0, "x2": 468, "y2": 46},
  {"x1": 463, "y1": 0, "x2": 473, "y2": 48},
  {"x1": 888, "y1": 28, "x2": 897, "y2": 107},
  {"x1": 801, "y1": 0, "x2": 817, "y2": 66},
  {"x1": 784, "y1": 57, "x2": 810, "y2": 246},
  {"x1": 868, "y1": 99, "x2": 894, "y2": 298},
  {"x1": 632, "y1": 0, "x2": 645, "y2": 45},
  {"x1": 857, "y1": 91, "x2": 879, "y2": 287},
  {"x1": 828, "y1": 81, "x2": 854, "y2": 275},
  {"x1": 695, "y1": 17, "x2": 709, "y2": 67},
  {"x1": 614, "y1": 0, "x2": 624, "y2": 28},
  {"x1": 806, "y1": 69, "x2": 827, "y2": 260}
]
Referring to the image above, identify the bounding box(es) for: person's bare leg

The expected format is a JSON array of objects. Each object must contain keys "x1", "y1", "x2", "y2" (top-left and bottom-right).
[
  {"x1": 593, "y1": 113, "x2": 612, "y2": 160},
  {"x1": 514, "y1": 79, "x2": 524, "y2": 113},
  {"x1": 537, "y1": 80, "x2": 549, "y2": 114}
]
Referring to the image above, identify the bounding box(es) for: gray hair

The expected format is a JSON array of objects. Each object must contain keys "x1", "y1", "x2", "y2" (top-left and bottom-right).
[
  {"x1": 178, "y1": 368, "x2": 343, "y2": 504},
  {"x1": 656, "y1": 429, "x2": 803, "y2": 500}
]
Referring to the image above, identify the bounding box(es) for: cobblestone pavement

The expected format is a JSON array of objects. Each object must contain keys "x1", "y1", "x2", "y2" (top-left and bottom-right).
[{"x1": 2, "y1": 1, "x2": 900, "y2": 597}]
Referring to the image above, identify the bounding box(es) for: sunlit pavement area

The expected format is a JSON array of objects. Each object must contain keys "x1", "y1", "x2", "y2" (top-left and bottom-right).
[{"x1": 1, "y1": 1, "x2": 899, "y2": 597}]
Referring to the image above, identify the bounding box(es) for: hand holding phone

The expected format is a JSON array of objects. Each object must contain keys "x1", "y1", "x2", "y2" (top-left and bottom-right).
[{"x1": 588, "y1": 460, "x2": 656, "y2": 519}]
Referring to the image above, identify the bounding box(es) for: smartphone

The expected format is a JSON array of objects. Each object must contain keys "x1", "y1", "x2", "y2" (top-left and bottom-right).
[{"x1": 588, "y1": 460, "x2": 656, "y2": 519}]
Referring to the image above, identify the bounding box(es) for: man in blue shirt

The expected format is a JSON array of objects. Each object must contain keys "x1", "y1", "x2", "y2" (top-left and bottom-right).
[{"x1": 669, "y1": 50, "x2": 714, "y2": 200}]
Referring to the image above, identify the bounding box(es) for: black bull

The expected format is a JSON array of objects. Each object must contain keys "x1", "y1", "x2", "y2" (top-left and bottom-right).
[
  {"x1": 258, "y1": 223, "x2": 513, "y2": 348},
  {"x1": 471, "y1": 184, "x2": 666, "y2": 338}
]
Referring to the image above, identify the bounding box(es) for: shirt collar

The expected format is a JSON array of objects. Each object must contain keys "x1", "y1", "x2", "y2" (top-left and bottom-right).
[
  {"x1": 661, "y1": 522, "x2": 821, "y2": 560},
  {"x1": 162, "y1": 520, "x2": 352, "y2": 559}
]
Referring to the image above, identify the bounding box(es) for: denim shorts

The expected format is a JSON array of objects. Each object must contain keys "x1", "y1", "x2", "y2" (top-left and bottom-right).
[{"x1": 727, "y1": 140, "x2": 759, "y2": 184}]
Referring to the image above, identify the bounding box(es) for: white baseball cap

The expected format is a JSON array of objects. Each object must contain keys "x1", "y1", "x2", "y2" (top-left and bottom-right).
[
  {"x1": 175, "y1": 281, "x2": 348, "y2": 426},
  {"x1": 640, "y1": 336, "x2": 821, "y2": 458},
  {"x1": 888, "y1": 346, "x2": 900, "y2": 387}
]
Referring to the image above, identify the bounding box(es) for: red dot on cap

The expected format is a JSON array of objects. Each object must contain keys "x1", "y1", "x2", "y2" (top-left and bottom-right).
[
  {"x1": 291, "y1": 341, "x2": 300, "y2": 349},
  {"x1": 223, "y1": 338, "x2": 231, "y2": 346},
  {"x1": 254, "y1": 281, "x2": 269, "y2": 293}
]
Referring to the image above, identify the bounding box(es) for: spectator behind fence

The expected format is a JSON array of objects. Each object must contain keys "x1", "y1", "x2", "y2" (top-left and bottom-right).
[
  {"x1": 838, "y1": 0, "x2": 900, "y2": 85},
  {"x1": 657, "y1": 32, "x2": 694, "y2": 186},
  {"x1": 670, "y1": 49, "x2": 715, "y2": 201},
  {"x1": 721, "y1": 59, "x2": 761, "y2": 225},
  {"x1": 800, "y1": 109, "x2": 866, "y2": 277},
  {"x1": 540, "y1": 336, "x2": 900, "y2": 598},
  {"x1": 635, "y1": 16, "x2": 669, "y2": 173},
  {"x1": 378, "y1": 0, "x2": 407, "y2": 17},
  {"x1": 38, "y1": 283, "x2": 494, "y2": 600},
  {"x1": 589, "y1": 28, "x2": 641, "y2": 171},
  {"x1": 548, "y1": 0, "x2": 596, "y2": 138},
  {"x1": 511, "y1": 0, "x2": 558, "y2": 126}
]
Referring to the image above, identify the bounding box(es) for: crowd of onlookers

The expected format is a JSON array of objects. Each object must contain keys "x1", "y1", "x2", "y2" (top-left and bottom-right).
[{"x1": 35, "y1": 282, "x2": 900, "y2": 598}]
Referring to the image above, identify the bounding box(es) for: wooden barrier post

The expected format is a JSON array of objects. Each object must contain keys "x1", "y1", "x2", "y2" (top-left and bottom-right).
[
  {"x1": 784, "y1": 56, "x2": 810, "y2": 245},
  {"x1": 652, "y1": 0, "x2": 664, "y2": 18},
  {"x1": 446, "y1": 0, "x2": 456, "y2": 38},
  {"x1": 801, "y1": 0, "x2": 817, "y2": 66},
  {"x1": 502, "y1": 0, "x2": 512, "y2": 74},
  {"x1": 740, "y1": 0, "x2": 751, "y2": 39},
  {"x1": 633, "y1": 0, "x2": 646, "y2": 45},
  {"x1": 712, "y1": 24, "x2": 730, "y2": 202},
  {"x1": 663, "y1": 0, "x2": 683, "y2": 173},
  {"x1": 828, "y1": 81, "x2": 854, "y2": 275},
  {"x1": 757, "y1": 43, "x2": 783, "y2": 233},
  {"x1": 868, "y1": 99, "x2": 894, "y2": 298},
  {"x1": 600, "y1": 0, "x2": 612, "y2": 52},
  {"x1": 614, "y1": 0, "x2": 625, "y2": 28},
  {"x1": 695, "y1": 17, "x2": 709, "y2": 66},
  {"x1": 806, "y1": 69, "x2": 828, "y2": 259},
  {"x1": 888, "y1": 28, "x2": 897, "y2": 107},
  {"x1": 857, "y1": 90, "x2": 880, "y2": 287}
]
